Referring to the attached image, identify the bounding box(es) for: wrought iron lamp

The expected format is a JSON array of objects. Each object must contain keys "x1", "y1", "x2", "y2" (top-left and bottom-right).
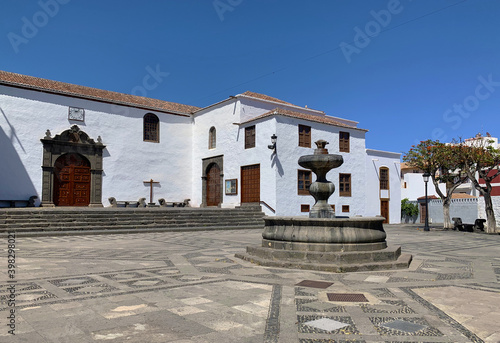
[{"x1": 268, "y1": 134, "x2": 277, "y2": 150}]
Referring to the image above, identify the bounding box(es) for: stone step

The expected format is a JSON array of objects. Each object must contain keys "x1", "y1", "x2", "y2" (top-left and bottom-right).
[
  {"x1": 0, "y1": 206, "x2": 265, "y2": 235},
  {"x1": 0, "y1": 207, "x2": 262, "y2": 215},
  {"x1": 0, "y1": 213, "x2": 264, "y2": 223},
  {"x1": 235, "y1": 251, "x2": 413, "y2": 273},
  {"x1": 0, "y1": 224, "x2": 265, "y2": 237},
  {"x1": 0, "y1": 218, "x2": 263, "y2": 229},
  {"x1": 1, "y1": 220, "x2": 262, "y2": 231},
  {"x1": 0, "y1": 215, "x2": 264, "y2": 223}
]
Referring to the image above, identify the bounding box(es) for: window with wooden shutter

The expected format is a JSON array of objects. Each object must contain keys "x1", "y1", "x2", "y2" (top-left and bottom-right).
[
  {"x1": 298, "y1": 125, "x2": 311, "y2": 147},
  {"x1": 339, "y1": 173, "x2": 351, "y2": 197},
  {"x1": 245, "y1": 125, "x2": 255, "y2": 149},
  {"x1": 143, "y1": 113, "x2": 159, "y2": 143},
  {"x1": 342, "y1": 205, "x2": 350, "y2": 213},
  {"x1": 209, "y1": 127, "x2": 216, "y2": 149},
  {"x1": 339, "y1": 131, "x2": 350, "y2": 152},
  {"x1": 298, "y1": 170, "x2": 312, "y2": 195},
  {"x1": 380, "y1": 167, "x2": 389, "y2": 190}
]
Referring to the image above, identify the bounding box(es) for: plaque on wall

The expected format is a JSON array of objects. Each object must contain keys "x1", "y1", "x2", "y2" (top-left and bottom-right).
[
  {"x1": 68, "y1": 107, "x2": 85, "y2": 122},
  {"x1": 225, "y1": 179, "x2": 238, "y2": 195}
]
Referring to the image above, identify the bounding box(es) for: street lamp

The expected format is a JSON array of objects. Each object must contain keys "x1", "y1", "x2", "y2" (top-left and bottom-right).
[
  {"x1": 268, "y1": 134, "x2": 277, "y2": 151},
  {"x1": 422, "y1": 172, "x2": 430, "y2": 231}
]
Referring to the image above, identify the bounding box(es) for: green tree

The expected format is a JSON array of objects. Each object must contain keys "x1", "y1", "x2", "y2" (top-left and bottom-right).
[
  {"x1": 453, "y1": 136, "x2": 500, "y2": 233},
  {"x1": 403, "y1": 140, "x2": 468, "y2": 229}
]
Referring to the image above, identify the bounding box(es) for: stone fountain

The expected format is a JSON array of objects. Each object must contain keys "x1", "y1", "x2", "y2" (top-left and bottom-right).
[{"x1": 236, "y1": 140, "x2": 412, "y2": 272}]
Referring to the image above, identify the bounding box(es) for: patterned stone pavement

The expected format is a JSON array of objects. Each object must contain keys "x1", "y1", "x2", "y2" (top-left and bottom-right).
[{"x1": 1, "y1": 224, "x2": 499, "y2": 342}]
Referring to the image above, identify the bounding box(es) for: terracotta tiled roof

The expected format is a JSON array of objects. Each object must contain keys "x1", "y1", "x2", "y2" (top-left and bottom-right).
[
  {"x1": 239, "y1": 91, "x2": 294, "y2": 105},
  {"x1": 417, "y1": 193, "x2": 476, "y2": 200},
  {"x1": 451, "y1": 193, "x2": 477, "y2": 199},
  {"x1": 417, "y1": 195, "x2": 439, "y2": 200},
  {"x1": 241, "y1": 108, "x2": 366, "y2": 131},
  {"x1": 0, "y1": 70, "x2": 199, "y2": 115},
  {"x1": 400, "y1": 162, "x2": 422, "y2": 171}
]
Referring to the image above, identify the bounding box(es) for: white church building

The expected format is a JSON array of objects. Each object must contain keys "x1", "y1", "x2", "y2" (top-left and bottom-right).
[{"x1": 0, "y1": 70, "x2": 401, "y2": 223}]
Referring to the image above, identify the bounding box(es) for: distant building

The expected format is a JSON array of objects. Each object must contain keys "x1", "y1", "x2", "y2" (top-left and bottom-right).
[{"x1": 1, "y1": 70, "x2": 401, "y2": 222}]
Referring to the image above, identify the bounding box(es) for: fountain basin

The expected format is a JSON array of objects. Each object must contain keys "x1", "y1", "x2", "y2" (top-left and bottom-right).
[
  {"x1": 235, "y1": 216, "x2": 412, "y2": 272},
  {"x1": 263, "y1": 216, "x2": 386, "y2": 244}
]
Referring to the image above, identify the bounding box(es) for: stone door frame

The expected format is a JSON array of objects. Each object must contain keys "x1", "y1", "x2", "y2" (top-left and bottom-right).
[
  {"x1": 201, "y1": 155, "x2": 223, "y2": 208},
  {"x1": 40, "y1": 125, "x2": 106, "y2": 207}
]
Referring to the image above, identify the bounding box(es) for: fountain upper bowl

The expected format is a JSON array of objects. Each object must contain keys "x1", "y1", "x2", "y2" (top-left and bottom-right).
[{"x1": 298, "y1": 154, "x2": 344, "y2": 170}]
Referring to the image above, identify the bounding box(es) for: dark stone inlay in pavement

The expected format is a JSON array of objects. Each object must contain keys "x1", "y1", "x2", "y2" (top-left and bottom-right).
[
  {"x1": 297, "y1": 315, "x2": 359, "y2": 335},
  {"x1": 121, "y1": 278, "x2": 169, "y2": 288},
  {"x1": 381, "y1": 319, "x2": 426, "y2": 333},
  {"x1": 62, "y1": 283, "x2": 117, "y2": 295},
  {"x1": 401, "y1": 287, "x2": 483, "y2": 342},
  {"x1": 361, "y1": 300, "x2": 415, "y2": 314},
  {"x1": 372, "y1": 288, "x2": 396, "y2": 298},
  {"x1": 0, "y1": 290, "x2": 57, "y2": 304},
  {"x1": 0, "y1": 278, "x2": 227, "y2": 312},
  {"x1": 263, "y1": 284, "x2": 281, "y2": 343},
  {"x1": 0, "y1": 282, "x2": 42, "y2": 293},
  {"x1": 49, "y1": 276, "x2": 99, "y2": 287},
  {"x1": 370, "y1": 317, "x2": 443, "y2": 337},
  {"x1": 296, "y1": 298, "x2": 345, "y2": 313},
  {"x1": 300, "y1": 340, "x2": 366, "y2": 343},
  {"x1": 327, "y1": 293, "x2": 368, "y2": 302},
  {"x1": 295, "y1": 287, "x2": 316, "y2": 297},
  {"x1": 100, "y1": 272, "x2": 148, "y2": 281},
  {"x1": 296, "y1": 280, "x2": 333, "y2": 289}
]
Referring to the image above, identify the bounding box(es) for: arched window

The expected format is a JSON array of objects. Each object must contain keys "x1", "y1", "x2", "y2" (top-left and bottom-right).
[
  {"x1": 143, "y1": 113, "x2": 159, "y2": 143},
  {"x1": 380, "y1": 167, "x2": 389, "y2": 190},
  {"x1": 209, "y1": 126, "x2": 216, "y2": 149}
]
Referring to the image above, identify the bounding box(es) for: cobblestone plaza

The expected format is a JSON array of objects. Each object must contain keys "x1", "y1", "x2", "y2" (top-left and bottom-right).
[{"x1": 1, "y1": 224, "x2": 499, "y2": 342}]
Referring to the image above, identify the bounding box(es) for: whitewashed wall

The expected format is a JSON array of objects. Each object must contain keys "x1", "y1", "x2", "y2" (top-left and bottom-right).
[
  {"x1": 192, "y1": 98, "x2": 279, "y2": 214},
  {"x1": 477, "y1": 196, "x2": 500, "y2": 229},
  {"x1": 274, "y1": 116, "x2": 367, "y2": 217},
  {"x1": 0, "y1": 85, "x2": 192, "y2": 206},
  {"x1": 365, "y1": 149, "x2": 401, "y2": 224},
  {"x1": 401, "y1": 172, "x2": 446, "y2": 201}
]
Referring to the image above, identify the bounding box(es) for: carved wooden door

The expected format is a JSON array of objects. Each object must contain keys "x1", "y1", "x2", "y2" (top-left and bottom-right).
[
  {"x1": 54, "y1": 154, "x2": 91, "y2": 206},
  {"x1": 206, "y1": 163, "x2": 221, "y2": 206},
  {"x1": 380, "y1": 199, "x2": 389, "y2": 224},
  {"x1": 241, "y1": 164, "x2": 260, "y2": 203}
]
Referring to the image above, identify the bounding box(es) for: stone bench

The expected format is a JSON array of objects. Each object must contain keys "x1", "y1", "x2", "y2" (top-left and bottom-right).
[
  {"x1": 158, "y1": 198, "x2": 191, "y2": 208},
  {"x1": 0, "y1": 196, "x2": 37, "y2": 208},
  {"x1": 452, "y1": 217, "x2": 486, "y2": 232},
  {"x1": 108, "y1": 197, "x2": 146, "y2": 208}
]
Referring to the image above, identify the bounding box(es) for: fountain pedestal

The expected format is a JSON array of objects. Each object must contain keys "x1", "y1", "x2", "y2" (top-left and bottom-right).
[{"x1": 235, "y1": 140, "x2": 412, "y2": 272}]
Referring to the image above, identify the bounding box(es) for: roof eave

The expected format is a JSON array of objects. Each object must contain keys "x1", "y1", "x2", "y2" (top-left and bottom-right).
[{"x1": 0, "y1": 80, "x2": 193, "y2": 117}]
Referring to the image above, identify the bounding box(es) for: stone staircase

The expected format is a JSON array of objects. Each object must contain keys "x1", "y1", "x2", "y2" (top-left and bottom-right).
[{"x1": 0, "y1": 205, "x2": 265, "y2": 237}]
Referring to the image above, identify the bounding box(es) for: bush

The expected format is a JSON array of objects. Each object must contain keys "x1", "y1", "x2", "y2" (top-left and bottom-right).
[{"x1": 401, "y1": 198, "x2": 418, "y2": 222}]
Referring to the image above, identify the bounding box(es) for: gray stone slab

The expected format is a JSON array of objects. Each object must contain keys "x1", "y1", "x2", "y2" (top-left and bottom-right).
[{"x1": 380, "y1": 319, "x2": 427, "y2": 333}]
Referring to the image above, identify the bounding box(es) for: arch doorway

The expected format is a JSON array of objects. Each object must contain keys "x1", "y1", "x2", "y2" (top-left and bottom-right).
[
  {"x1": 53, "y1": 153, "x2": 91, "y2": 206},
  {"x1": 206, "y1": 163, "x2": 221, "y2": 206}
]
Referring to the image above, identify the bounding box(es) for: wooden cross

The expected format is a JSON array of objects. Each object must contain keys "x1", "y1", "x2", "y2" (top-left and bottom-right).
[{"x1": 143, "y1": 179, "x2": 159, "y2": 204}]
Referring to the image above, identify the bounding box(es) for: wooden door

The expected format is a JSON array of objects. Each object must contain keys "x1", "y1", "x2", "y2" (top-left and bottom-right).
[
  {"x1": 241, "y1": 164, "x2": 260, "y2": 203},
  {"x1": 54, "y1": 154, "x2": 91, "y2": 206},
  {"x1": 206, "y1": 163, "x2": 221, "y2": 206},
  {"x1": 420, "y1": 203, "x2": 426, "y2": 224},
  {"x1": 380, "y1": 199, "x2": 389, "y2": 224}
]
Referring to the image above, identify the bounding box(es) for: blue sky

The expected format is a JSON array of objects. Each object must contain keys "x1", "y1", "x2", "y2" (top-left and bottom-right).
[{"x1": 1, "y1": 0, "x2": 499, "y2": 156}]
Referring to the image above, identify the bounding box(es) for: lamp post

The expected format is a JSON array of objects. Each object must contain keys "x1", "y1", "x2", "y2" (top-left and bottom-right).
[{"x1": 422, "y1": 172, "x2": 430, "y2": 231}]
